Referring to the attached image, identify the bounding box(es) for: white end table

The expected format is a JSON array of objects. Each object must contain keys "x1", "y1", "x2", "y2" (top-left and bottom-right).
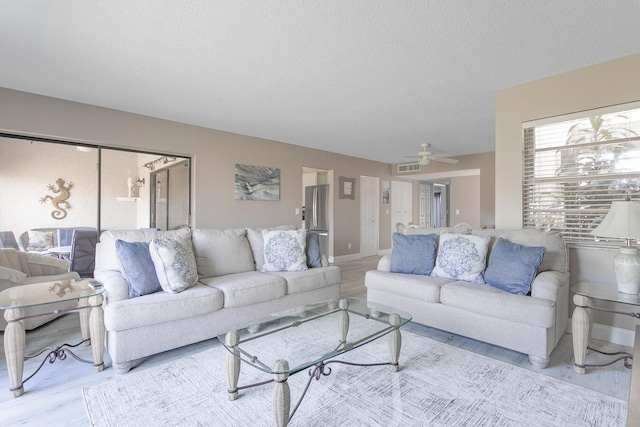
[
  {"x1": 0, "y1": 279, "x2": 105, "y2": 397},
  {"x1": 571, "y1": 281, "x2": 638, "y2": 374}
]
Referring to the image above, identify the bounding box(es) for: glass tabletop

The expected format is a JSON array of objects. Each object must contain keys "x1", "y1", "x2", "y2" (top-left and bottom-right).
[
  {"x1": 571, "y1": 282, "x2": 640, "y2": 306},
  {"x1": 0, "y1": 279, "x2": 104, "y2": 309},
  {"x1": 217, "y1": 297, "x2": 412, "y2": 375}
]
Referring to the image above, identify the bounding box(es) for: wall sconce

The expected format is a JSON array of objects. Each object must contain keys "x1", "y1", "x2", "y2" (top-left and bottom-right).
[{"x1": 136, "y1": 178, "x2": 145, "y2": 187}]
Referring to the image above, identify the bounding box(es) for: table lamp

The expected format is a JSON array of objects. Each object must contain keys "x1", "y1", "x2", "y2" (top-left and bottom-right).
[{"x1": 590, "y1": 198, "x2": 640, "y2": 294}]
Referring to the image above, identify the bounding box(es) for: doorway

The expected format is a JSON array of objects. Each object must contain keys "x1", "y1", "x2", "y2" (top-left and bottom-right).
[
  {"x1": 302, "y1": 167, "x2": 333, "y2": 259},
  {"x1": 360, "y1": 175, "x2": 379, "y2": 257},
  {"x1": 391, "y1": 181, "x2": 413, "y2": 238},
  {"x1": 432, "y1": 183, "x2": 449, "y2": 227}
]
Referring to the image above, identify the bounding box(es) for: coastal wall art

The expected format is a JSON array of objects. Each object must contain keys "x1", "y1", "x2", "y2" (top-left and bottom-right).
[{"x1": 234, "y1": 164, "x2": 280, "y2": 201}]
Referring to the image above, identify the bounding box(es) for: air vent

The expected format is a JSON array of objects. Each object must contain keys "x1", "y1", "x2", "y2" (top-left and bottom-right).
[{"x1": 398, "y1": 163, "x2": 420, "y2": 173}]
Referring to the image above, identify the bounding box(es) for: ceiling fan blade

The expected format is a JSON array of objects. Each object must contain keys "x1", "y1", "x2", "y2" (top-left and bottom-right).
[
  {"x1": 431, "y1": 157, "x2": 459, "y2": 164},
  {"x1": 430, "y1": 153, "x2": 453, "y2": 158}
]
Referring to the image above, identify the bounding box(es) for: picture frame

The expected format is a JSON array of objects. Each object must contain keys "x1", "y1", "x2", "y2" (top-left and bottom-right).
[
  {"x1": 381, "y1": 179, "x2": 390, "y2": 205},
  {"x1": 339, "y1": 177, "x2": 356, "y2": 199}
]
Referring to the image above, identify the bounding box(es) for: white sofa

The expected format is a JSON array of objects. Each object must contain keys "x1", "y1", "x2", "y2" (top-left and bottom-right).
[
  {"x1": 365, "y1": 227, "x2": 569, "y2": 368},
  {"x1": 94, "y1": 227, "x2": 341, "y2": 373}
]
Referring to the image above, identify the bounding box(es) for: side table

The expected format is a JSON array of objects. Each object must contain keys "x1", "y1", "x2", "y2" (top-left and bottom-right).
[
  {"x1": 0, "y1": 279, "x2": 105, "y2": 397},
  {"x1": 571, "y1": 281, "x2": 639, "y2": 374}
]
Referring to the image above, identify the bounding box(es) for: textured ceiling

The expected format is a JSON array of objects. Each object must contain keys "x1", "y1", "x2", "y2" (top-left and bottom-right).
[{"x1": 1, "y1": 1, "x2": 638, "y2": 164}]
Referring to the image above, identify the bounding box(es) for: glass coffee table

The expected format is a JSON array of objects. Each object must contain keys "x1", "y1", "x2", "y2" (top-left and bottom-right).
[
  {"x1": 218, "y1": 297, "x2": 412, "y2": 427},
  {"x1": 0, "y1": 279, "x2": 105, "y2": 397}
]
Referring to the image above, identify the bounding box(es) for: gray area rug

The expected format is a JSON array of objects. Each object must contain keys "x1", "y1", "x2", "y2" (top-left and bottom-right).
[{"x1": 82, "y1": 331, "x2": 627, "y2": 426}]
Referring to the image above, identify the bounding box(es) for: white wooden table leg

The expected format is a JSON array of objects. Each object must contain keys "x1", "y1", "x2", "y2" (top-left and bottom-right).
[
  {"x1": 225, "y1": 330, "x2": 240, "y2": 401},
  {"x1": 272, "y1": 359, "x2": 290, "y2": 427},
  {"x1": 388, "y1": 313, "x2": 401, "y2": 372},
  {"x1": 4, "y1": 307, "x2": 25, "y2": 397},
  {"x1": 572, "y1": 294, "x2": 591, "y2": 374},
  {"x1": 339, "y1": 298, "x2": 349, "y2": 345},
  {"x1": 88, "y1": 294, "x2": 105, "y2": 372},
  {"x1": 78, "y1": 296, "x2": 90, "y2": 346}
]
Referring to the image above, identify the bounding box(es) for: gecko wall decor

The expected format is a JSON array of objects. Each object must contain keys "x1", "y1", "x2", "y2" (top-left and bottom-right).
[{"x1": 40, "y1": 178, "x2": 74, "y2": 219}]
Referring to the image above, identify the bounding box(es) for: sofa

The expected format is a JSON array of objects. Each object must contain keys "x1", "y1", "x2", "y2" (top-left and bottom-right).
[
  {"x1": 93, "y1": 226, "x2": 341, "y2": 373},
  {"x1": 0, "y1": 248, "x2": 81, "y2": 330},
  {"x1": 365, "y1": 227, "x2": 569, "y2": 368}
]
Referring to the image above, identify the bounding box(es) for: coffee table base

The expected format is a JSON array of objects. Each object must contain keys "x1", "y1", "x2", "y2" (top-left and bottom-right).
[{"x1": 226, "y1": 327, "x2": 402, "y2": 427}]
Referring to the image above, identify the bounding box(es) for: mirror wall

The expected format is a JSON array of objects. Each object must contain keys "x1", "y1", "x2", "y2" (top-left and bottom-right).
[{"x1": 0, "y1": 135, "x2": 191, "y2": 244}]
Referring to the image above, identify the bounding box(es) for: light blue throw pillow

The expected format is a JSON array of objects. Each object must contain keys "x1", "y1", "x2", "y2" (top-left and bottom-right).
[
  {"x1": 483, "y1": 237, "x2": 546, "y2": 295},
  {"x1": 306, "y1": 231, "x2": 322, "y2": 268},
  {"x1": 390, "y1": 233, "x2": 437, "y2": 275},
  {"x1": 115, "y1": 240, "x2": 162, "y2": 298}
]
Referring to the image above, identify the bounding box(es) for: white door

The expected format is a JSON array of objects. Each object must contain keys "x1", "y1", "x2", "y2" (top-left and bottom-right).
[
  {"x1": 391, "y1": 181, "x2": 413, "y2": 238},
  {"x1": 419, "y1": 183, "x2": 431, "y2": 227},
  {"x1": 360, "y1": 176, "x2": 379, "y2": 257}
]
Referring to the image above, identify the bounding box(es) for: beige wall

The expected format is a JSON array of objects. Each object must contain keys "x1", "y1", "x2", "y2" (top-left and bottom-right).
[
  {"x1": 0, "y1": 87, "x2": 392, "y2": 257},
  {"x1": 450, "y1": 175, "x2": 480, "y2": 228},
  {"x1": 495, "y1": 54, "x2": 640, "y2": 340}
]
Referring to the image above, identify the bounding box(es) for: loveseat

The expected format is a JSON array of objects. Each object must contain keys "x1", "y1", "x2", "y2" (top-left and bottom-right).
[
  {"x1": 365, "y1": 227, "x2": 569, "y2": 368},
  {"x1": 93, "y1": 226, "x2": 341, "y2": 373},
  {"x1": 0, "y1": 248, "x2": 81, "y2": 330}
]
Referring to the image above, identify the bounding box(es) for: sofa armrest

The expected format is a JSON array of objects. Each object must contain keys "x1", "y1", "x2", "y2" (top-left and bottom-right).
[
  {"x1": 94, "y1": 269, "x2": 130, "y2": 304},
  {"x1": 0, "y1": 265, "x2": 27, "y2": 285},
  {"x1": 321, "y1": 254, "x2": 329, "y2": 267},
  {"x1": 531, "y1": 270, "x2": 570, "y2": 302},
  {"x1": 377, "y1": 254, "x2": 391, "y2": 272}
]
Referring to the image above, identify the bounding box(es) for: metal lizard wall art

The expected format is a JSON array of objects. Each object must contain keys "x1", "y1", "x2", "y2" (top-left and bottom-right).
[{"x1": 40, "y1": 178, "x2": 74, "y2": 219}]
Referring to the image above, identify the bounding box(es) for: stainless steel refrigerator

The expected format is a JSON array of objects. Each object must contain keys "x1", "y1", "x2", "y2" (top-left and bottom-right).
[{"x1": 304, "y1": 184, "x2": 329, "y2": 256}]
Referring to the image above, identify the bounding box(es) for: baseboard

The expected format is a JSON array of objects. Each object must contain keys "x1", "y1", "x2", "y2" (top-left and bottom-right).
[
  {"x1": 377, "y1": 248, "x2": 391, "y2": 256},
  {"x1": 331, "y1": 253, "x2": 362, "y2": 263},
  {"x1": 567, "y1": 318, "x2": 636, "y2": 348}
]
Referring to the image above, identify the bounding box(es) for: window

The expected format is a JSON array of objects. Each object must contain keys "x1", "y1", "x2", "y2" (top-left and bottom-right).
[{"x1": 522, "y1": 105, "x2": 640, "y2": 245}]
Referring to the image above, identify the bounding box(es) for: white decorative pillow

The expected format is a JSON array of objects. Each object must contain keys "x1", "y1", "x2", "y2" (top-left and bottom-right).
[
  {"x1": 149, "y1": 236, "x2": 199, "y2": 293},
  {"x1": 27, "y1": 230, "x2": 53, "y2": 251},
  {"x1": 431, "y1": 233, "x2": 490, "y2": 284},
  {"x1": 261, "y1": 229, "x2": 308, "y2": 272}
]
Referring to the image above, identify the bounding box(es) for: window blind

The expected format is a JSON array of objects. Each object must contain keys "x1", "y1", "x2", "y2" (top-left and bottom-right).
[{"x1": 522, "y1": 109, "x2": 640, "y2": 245}]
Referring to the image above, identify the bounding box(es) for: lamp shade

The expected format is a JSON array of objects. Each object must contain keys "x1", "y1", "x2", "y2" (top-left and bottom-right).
[{"x1": 591, "y1": 200, "x2": 640, "y2": 239}]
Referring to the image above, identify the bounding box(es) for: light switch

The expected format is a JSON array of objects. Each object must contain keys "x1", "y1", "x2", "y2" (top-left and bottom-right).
[
  {"x1": 295, "y1": 208, "x2": 300, "y2": 215},
  {"x1": 455, "y1": 209, "x2": 460, "y2": 215}
]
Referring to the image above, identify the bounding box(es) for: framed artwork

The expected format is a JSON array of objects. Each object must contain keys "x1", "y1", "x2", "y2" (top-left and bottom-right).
[
  {"x1": 234, "y1": 164, "x2": 280, "y2": 201},
  {"x1": 381, "y1": 179, "x2": 390, "y2": 205},
  {"x1": 339, "y1": 177, "x2": 356, "y2": 199}
]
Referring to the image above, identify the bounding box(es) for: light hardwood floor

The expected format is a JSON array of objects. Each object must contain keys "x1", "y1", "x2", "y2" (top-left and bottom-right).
[{"x1": 0, "y1": 256, "x2": 633, "y2": 426}]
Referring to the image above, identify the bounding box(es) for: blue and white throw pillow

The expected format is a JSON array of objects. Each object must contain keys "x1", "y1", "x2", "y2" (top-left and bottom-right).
[
  {"x1": 149, "y1": 236, "x2": 199, "y2": 293},
  {"x1": 431, "y1": 233, "x2": 490, "y2": 284},
  {"x1": 261, "y1": 229, "x2": 308, "y2": 272}
]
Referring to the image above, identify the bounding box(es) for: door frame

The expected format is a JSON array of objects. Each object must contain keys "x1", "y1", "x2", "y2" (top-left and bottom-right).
[{"x1": 360, "y1": 175, "x2": 379, "y2": 257}]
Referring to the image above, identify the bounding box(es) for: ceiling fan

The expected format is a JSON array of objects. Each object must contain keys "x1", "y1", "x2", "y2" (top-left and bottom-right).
[{"x1": 406, "y1": 143, "x2": 459, "y2": 166}]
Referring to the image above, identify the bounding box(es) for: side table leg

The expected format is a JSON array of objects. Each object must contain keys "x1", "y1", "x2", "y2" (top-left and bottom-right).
[
  {"x1": 4, "y1": 307, "x2": 25, "y2": 397},
  {"x1": 272, "y1": 359, "x2": 290, "y2": 427},
  {"x1": 225, "y1": 331, "x2": 241, "y2": 401},
  {"x1": 572, "y1": 294, "x2": 591, "y2": 374},
  {"x1": 88, "y1": 294, "x2": 105, "y2": 372},
  {"x1": 78, "y1": 296, "x2": 90, "y2": 346},
  {"x1": 388, "y1": 313, "x2": 401, "y2": 372}
]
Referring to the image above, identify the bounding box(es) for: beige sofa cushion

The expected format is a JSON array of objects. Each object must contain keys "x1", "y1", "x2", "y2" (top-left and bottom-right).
[
  {"x1": 191, "y1": 229, "x2": 254, "y2": 278},
  {"x1": 266, "y1": 265, "x2": 341, "y2": 294},
  {"x1": 440, "y1": 281, "x2": 555, "y2": 328},
  {"x1": 104, "y1": 283, "x2": 223, "y2": 331},
  {"x1": 200, "y1": 272, "x2": 286, "y2": 308},
  {"x1": 365, "y1": 270, "x2": 449, "y2": 303}
]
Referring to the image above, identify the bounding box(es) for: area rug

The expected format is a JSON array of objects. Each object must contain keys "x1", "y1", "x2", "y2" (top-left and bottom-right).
[{"x1": 82, "y1": 331, "x2": 627, "y2": 427}]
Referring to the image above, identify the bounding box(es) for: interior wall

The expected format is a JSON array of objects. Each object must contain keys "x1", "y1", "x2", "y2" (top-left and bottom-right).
[
  {"x1": 393, "y1": 151, "x2": 495, "y2": 229},
  {"x1": 0, "y1": 87, "x2": 392, "y2": 257},
  {"x1": 495, "y1": 54, "x2": 640, "y2": 339},
  {"x1": 449, "y1": 175, "x2": 480, "y2": 228}
]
